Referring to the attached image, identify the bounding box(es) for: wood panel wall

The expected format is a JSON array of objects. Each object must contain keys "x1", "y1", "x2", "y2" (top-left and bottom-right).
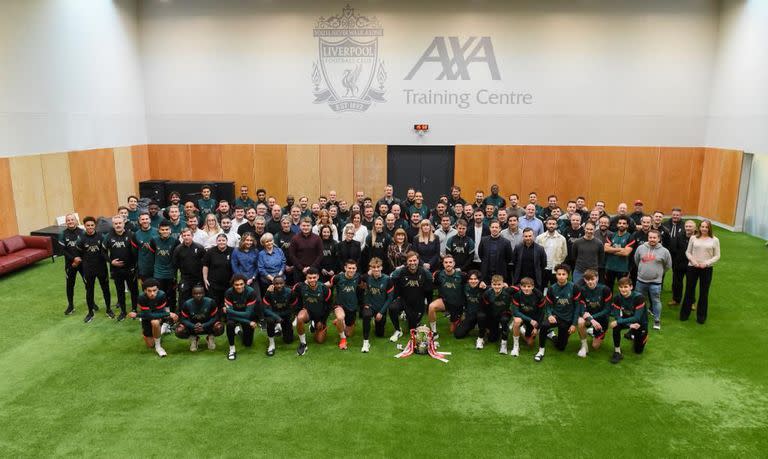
[
  {"x1": 0, "y1": 158, "x2": 19, "y2": 238},
  {"x1": 0, "y1": 144, "x2": 744, "y2": 239},
  {"x1": 454, "y1": 145, "x2": 725, "y2": 218}
]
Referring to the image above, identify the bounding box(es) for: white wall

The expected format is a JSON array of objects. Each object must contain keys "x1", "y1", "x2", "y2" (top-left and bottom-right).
[
  {"x1": 706, "y1": 0, "x2": 768, "y2": 154},
  {"x1": 0, "y1": 0, "x2": 147, "y2": 156},
  {"x1": 138, "y1": 0, "x2": 719, "y2": 146}
]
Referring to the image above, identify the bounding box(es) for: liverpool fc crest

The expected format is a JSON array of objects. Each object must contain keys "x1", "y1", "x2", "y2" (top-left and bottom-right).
[{"x1": 312, "y1": 5, "x2": 387, "y2": 112}]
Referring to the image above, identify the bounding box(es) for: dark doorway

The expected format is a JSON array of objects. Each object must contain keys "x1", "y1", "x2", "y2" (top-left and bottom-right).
[{"x1": 387, "y1": 145, "x2": 455, "y2": 208}]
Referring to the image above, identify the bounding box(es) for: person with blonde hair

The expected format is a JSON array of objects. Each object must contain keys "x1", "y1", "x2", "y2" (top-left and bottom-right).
[
  {"x1": 200, "y1": 213, "x2": 223, "y2": 249},
  {"x1": 312, "y1": 208, "x2": 339, "y2": 241},
  {"x1": 413, "y1": 219, "x2": 440, "y2": 272}
]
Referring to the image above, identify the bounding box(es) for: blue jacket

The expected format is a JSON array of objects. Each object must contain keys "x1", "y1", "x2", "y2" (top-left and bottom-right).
[
  {"x1": 257, "y1": 247, "x2": 286, "y2": 278},
  {"x1": 231, "y1": 248, "x2": 258, "y2": 280}
]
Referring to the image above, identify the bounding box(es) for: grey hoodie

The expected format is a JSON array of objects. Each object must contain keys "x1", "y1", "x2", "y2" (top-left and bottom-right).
[{"x1": 634, "y1": 242, "x2": 672, "y2": 284}]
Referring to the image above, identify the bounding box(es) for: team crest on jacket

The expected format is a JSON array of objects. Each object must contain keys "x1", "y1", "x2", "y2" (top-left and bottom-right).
[{"x1": 312, "y1": 4, "x2": 387, "y2": 112}]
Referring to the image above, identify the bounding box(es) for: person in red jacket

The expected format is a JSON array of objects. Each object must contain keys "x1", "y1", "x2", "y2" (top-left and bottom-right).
[{"x1": 288, "y1": 217, "x2": 324, "y2": 283}]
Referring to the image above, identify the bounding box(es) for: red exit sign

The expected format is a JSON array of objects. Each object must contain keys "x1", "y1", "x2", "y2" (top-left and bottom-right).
[{"x1": 414, "y1": 124, "x2": 429, "y2": 132}]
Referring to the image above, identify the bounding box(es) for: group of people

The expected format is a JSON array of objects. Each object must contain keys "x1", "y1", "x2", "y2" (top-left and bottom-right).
[{"x1": 58, "y1": 183, "x2": 721, "y2": 363}]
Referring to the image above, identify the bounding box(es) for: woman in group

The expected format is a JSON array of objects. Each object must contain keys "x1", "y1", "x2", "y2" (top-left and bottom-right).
[
  {"x1": 413, "y1": 219, "x2": 441, "y2": 272},
  {"x1": 348, "y1": 211, "x2": 369, "y2": 248},
  {"x1": 231, "y1": 233, "x2": 259, "y2": 288},
  {"x1": 312, "y1": 209, "x2": 339, "y2": 241},
  {"x1": 680, "y1": 220, "x2": 720, "y2": 324},
  {"x1": 202, "y1": 233, "x2": 234, "y2": 308},
  {"x1": 337, "y1": 223, "x2": 362, "y2": 267},
  {"x1": 387, "y1": 228, "x2": 412, "y2": 272},
  {"x1": 363, "y1": 217, "x2": 391, "y2": 272},
  {"x1": 257, "y1": 232, "x2": 286, "y2": 293},
  {"x1": 318, "y1": 225, "x2": 339, "y2": 282},
  {"x1": 200, "y1": 213, "x2": 223, "y2": 249}
]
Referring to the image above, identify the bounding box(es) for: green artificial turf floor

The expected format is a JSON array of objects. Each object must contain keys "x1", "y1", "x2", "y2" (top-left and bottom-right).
[{"x1": 0, "y1": 229, "x2": 767, "y2": 457}]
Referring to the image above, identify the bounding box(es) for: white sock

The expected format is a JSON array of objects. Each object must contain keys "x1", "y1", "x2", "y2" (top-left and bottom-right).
[
  {"x1": 154, "y1": 337, "x2": 162, "y2": 349},
  {"x1": 363, "y1": 339, "x2": 370, "y2": 345},
  {"x1": 429, "y1": 321, "x2": 437, "y2": 333},
  {"x1": 513, "y1": 336, "x2": 519, "y2": 346},
  {"x1": 537, "y1": 347, "x2": 545, "y2": 355},
  {"x1": 614, "y1": 346, "x2": 621, "y2": 353},
  {"x1": 580, "y1": 339, "x2": 587, "y2": 348},
  {"x1": 299, "y1": 333, "x2": 306, "y2": 344},
  {"x1": 268, "y1": 337, "x2": 275, "y2": 349},
  {"x1": 340, "y1": 331, "x2": 346, "y2": 339},
  {"x1": 229, "y1": 345, "x2": 236, "y2": 353},
  {"x1": 501, "y1": 339, "x2": 507, "y2": 346}
]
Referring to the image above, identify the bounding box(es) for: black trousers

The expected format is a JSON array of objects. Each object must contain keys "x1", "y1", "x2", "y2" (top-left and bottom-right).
[
  {"x1": 539, "y1": 317, "x2": 571, "y2": 350},
  {"x1": 361, "y1": 306, "x2": 386, "y2": 340},
  {"x1": 454, "y1": 312, "x2": 481, "y2": 339},
  {"x1": 64, "y1": 263, "x2": 84, "y2": 307},
  {"x1": 157, "y1": 279, "x2": 177, "y2": 313},
  {"x1": 542, "y1": 270, "x2": 556, "y2": 290},
  {"x1": 482, "y1": 311, "x2": 511, "y2": 342},
  {"x1": 388, "y1": 299, "x2": 424, "y2": 332},
  {"x1": 112, "y1": 269, "x2": 138, "y2": 312},
  {"x1": 208, "y1": 284, "x2": 227, "y2": 308},
  {"x1": 671, "y1": 267, "x2": 686, "y2": 303},
  {"x1": 266, "y1": 313, "x2": 294, "y2": 343},
  {"x1": 680, "y1": 266, "x2": 713, "y2": 324},
  {"x1": 84, "y1": 270, "x2": 111, "y2": 312},
  {"x1": 226, "y1": 320, "x2": 254, "y2": 347},
  {"x1": 612, "y1": 323, "x2": 647, "y2": 354},
  {"x1": 178, "y1": 277, "x2": 201, "y2": 306}
]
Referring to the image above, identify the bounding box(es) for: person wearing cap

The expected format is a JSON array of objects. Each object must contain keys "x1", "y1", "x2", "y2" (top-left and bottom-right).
[{"x1": 630, "y1": 200, "x2": 645, "y2": 226}]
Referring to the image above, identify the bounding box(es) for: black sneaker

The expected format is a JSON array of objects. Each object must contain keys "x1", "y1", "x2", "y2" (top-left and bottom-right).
[
  {"x1": 93, "y1": 304, "x2": 100, "y2": 312},
  {"x1": 83, "y1": 313, "x2": 94, "y2": 323},
  {"x1": 297, "y1": 343, "x2": 308, "y2": 356},
  {"x1": 266, "y1": 348, "x2": 276, "y2": 357},
  {"x1": 610, "y1": 352, "x2": 624, "y2": 364},
  {"x1": 64, "y1": 305, "x2": 75, "y2": 316},
  {"x1": 106, "y1": 308, "x2": 115, "y2": 319},
  {"x1": 116, "y1": 311, "x2": 127, "y2": 322}
]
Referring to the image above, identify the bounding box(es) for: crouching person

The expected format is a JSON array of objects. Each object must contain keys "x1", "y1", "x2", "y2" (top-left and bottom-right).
[
  {"x1": 128, "y1": 278, "x2": 178, "y2": 357},
  {"x1": 176, "y1": 284, "x2": 224, "y2": 352}
]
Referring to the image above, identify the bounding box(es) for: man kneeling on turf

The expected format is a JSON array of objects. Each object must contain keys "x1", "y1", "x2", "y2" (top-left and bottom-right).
[
  {"x1": 223, "y1": 274, "x2": 261, "y2": 361},
  {"x1": 176, "y1": 284, "x2": 224, "y2": 352},
  {"x1": 536, "y1": 264, "x2": 583, "y2": 362},
  {"x1": 128, "y1": 278, "x2": 178, "y2": 357},
  {"x1": 608, "y1": 277, "x2": 648, "y2": 364},
  {"x1": 327, "y1": 260, "x2": 365, "y2": 350},
  {"x1": 262, "y1": 276, "x2": 296, "y2": 357},
  {"x1": 576, "y1": 269, "x2": 613, "y2": 356},
  {"x1": 294, "y1": 268, "x2": 332, "y2": 356},
  {"x1": 510, "y1": 277, "x2": 545, "y2": 357}
]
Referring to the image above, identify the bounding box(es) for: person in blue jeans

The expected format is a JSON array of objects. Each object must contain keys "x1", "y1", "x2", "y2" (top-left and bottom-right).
[{"x1": 633, "y1": 229, "x2": 671, "y2": 331}]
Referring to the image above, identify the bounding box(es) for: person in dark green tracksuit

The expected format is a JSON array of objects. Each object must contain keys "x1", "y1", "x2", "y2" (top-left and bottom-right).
[
  {"x1": 359, "y1": 257, "x2": 394, "y2": 352},
  {"x1": 176, "y1": 285, "x2": 224, "y2": 352},
  {"x1": 131, "y1": 213, "x2": 158, "y2": 281},
  {"x1": 536, "y1": 264, "x2": 584, "y2": 362}
]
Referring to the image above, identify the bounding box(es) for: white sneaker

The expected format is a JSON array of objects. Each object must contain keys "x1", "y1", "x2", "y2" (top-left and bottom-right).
[
  {"x1": 499, "y1": 341, "x2": 508, "y2": 354},
  {"x1": 155, "y1": 346, "x2": 167, "y2": 357},
  {"x1": 189, "y1": 336, "x2": 199, "y2": 352},
  {"x1": 160, "y1": 323, "x2": 171, "y2": 335},
  {"x1": 291, "y1": 318, "x2": 297, "y2": 327},
  {"x1": 361, "y1": 341, "x2": 370, "y2": 353},
  {"x1": 547, "y1": 330, "x2": 556, "y2": 340},
  {"x1": 520, "y1": 325, "x2": 526, "y2": 336},
  {"x1": 399, "y1": 311, "x2": 406, "y2": 321},
  {"x1": 389, "y1": 330, "x2": 403, "y2": 342},
  {"x1": 653, "y1": 321, "x2": 661, "y2": 330},
  {"x1": 206, "y1": 335, "x2": 216, "y2": 350},
  {"x1": 587, "y1": 327, "x2": 595, "y2": 337},
  {"x1": 275, "y1": 323, "x2": 282, "y2": 335},
  {"x1": 577, "y1": 346, "x2": 588, "y2": 358},
  {"x1": 235, "y1": 325, "x2": 242, "y2": 335},
  {"x1": 475, "y1": 337, "x2": 484, "y2": 350},
  {"x1": 511, "y1": 346, "x2": 520, "y2": 357}
]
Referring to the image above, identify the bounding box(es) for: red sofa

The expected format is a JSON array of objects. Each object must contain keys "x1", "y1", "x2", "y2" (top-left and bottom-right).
[{"x1": 0, "y1": 235, "x2": 54, "y2": 275}]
